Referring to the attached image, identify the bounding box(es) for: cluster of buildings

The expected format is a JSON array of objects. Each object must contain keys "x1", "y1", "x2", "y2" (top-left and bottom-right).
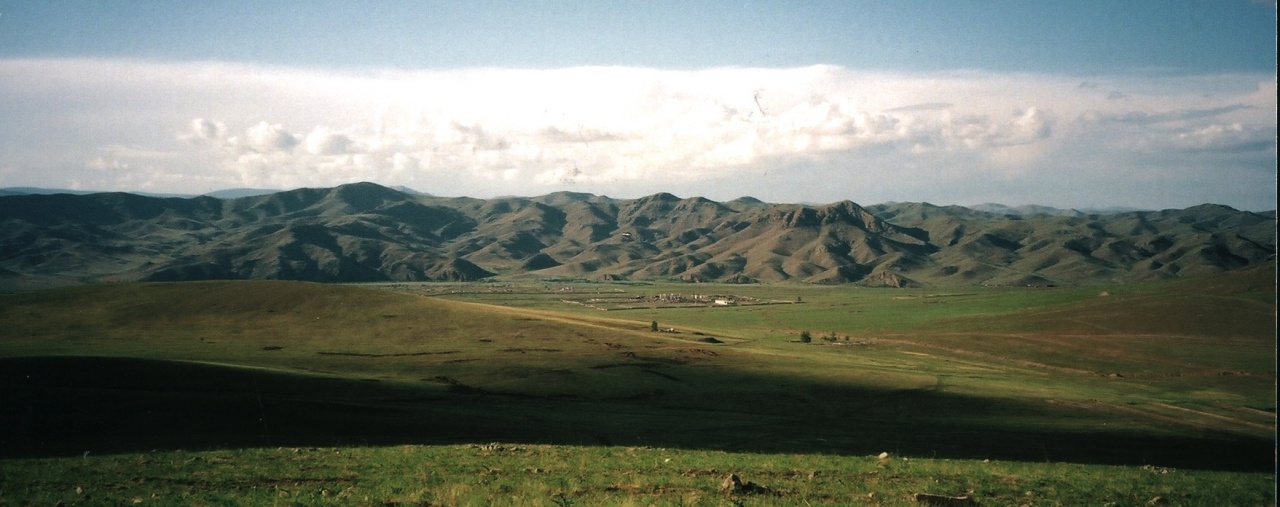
[{"x1": 629, "y1": 293, "x2": 744, "y2": 306}]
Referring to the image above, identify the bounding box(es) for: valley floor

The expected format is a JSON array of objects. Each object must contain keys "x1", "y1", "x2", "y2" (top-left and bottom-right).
[{"x1": 0, "y1": 264, "x2": 1274, "y2": 504}]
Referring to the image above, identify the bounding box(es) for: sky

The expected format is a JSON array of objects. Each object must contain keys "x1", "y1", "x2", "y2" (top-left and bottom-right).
[{"x1": 0, "y1": 1, "x2": 1276, "y2": 210}]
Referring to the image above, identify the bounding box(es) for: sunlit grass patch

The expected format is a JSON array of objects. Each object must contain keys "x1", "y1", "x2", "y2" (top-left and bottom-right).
[{"x1": 1, "y1": 445, "x2": 1273, "y2": 506}]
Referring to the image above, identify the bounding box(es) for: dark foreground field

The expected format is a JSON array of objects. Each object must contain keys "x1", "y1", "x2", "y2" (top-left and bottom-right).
[
  {"x1": 0, "y1": 264, "x2": 1275, "y2": 504},
  {"x1": 2, "y1": 354, "x2": 1271, "y2": 472}
]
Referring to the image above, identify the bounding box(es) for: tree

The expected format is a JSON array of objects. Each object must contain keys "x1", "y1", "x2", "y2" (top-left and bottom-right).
[
  {"x1": 651, "y1": 320, "x2": 659, "y2": 332},
  {"x1": 799, "y1": 330, "x2": 812, "y2": 343}
]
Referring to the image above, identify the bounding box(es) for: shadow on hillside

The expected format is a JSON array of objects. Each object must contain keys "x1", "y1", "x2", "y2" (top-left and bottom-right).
[{"x1": 1, "y1": 356, "x2": 1272, "y2": 472}]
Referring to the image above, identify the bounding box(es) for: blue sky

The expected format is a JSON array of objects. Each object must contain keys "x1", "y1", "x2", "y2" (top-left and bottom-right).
[
  {"x1": 3, "y1": 1, "x2": 1274, "y2": 72},
  {"x1": 0, "y1": 1, "x2": 1276, "y2": 209}
]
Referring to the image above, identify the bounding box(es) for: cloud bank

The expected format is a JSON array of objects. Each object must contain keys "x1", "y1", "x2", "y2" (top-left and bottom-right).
[{"x1": 0, "y1": 59, "x2": 1274, "y2": 209}]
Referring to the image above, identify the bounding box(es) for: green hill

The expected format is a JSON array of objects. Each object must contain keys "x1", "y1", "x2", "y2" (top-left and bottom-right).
[
  {"x1": 2, "y1": 182, "x2": 1273, "y2": 288},
  {"x1": 1, "y1": 265, "x2": 1273, "y2": 472}
]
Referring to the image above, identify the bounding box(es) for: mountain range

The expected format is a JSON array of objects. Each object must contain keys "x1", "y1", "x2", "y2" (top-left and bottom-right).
[{"x1": 1, "y1": 182, "x2": 1274, "y2": 289}]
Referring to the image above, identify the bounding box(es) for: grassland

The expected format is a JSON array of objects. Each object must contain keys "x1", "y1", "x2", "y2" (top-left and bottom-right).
[
  {"x1": 0, "y1": 263, "x2": 1274, "y2": 505},
  {"x1": 3, "y1": 445, "x2": 1274, "y2": 506}
]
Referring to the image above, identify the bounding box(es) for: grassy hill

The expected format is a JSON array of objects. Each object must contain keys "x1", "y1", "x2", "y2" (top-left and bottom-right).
[
  {"x1": 2, "y1": 264, "x2": 1274, "y2": 465},
  {"x1": 0, "y1": 264, "x2": 1274, "y2": 504},
  {"x1": 2, "y1": 182, "x2": 1274, "y2": 288}
]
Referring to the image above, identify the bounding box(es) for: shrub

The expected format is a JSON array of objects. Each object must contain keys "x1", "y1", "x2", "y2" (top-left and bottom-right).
[{"x1": 799, "y1": 330, "x2": 812, "y2": 343}]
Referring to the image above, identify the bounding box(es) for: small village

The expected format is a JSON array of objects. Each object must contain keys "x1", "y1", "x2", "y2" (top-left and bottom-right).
[
  {"x1": 630, "y1": 292, "x2": 746, "y2": 306},
  {"x1": 564, "y1": 291, "x2": 797, "y2": 311}
]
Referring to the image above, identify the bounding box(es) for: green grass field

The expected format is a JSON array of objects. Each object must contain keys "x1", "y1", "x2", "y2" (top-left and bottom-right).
[
  {"x1": 1, "y1": 264, "x2": 1274, "y2": 505},
  {"x1": 2, "y1": 445, "x2": 1273, "y2": 506}
]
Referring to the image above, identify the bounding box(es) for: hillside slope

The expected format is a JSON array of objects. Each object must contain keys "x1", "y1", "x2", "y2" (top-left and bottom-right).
[
  {"x1": 1, "y1": 182, "x2": 1274, "y2": 287},
  {"x1": 0, "y1": 270, "x2": 1273, "y2": 470}
]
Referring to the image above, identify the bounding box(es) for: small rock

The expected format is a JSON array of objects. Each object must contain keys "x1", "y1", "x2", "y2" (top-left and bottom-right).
[
  {"x1": 913, "y1": 492, "x2": 976, "y2": 506},
  {"x1": 721, "y1": 474, "x2": 743, "y2": 493},
  {"x1": 877, "y1": 452, "x2": 892, "y2": 466},
  {"x1": 720, "y1": 474, "x2": 769, "y2": 495}
]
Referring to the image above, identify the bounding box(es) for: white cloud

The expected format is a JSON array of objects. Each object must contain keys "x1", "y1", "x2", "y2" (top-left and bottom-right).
[
  {"x1": 243, "y1": 121, "x2": 299, "y2": 153},
  {"x1": 0, "y1": 58, "x2": 1274, "y2": 209},
  {"x1": 182, "y1": 118, "x2": 226, "y2": 143},
  {"x1": 933, "y1": 107, "x2": 1054, "y2": 150},
  {"x1": 1169, "y1": 123, "x2": 1276, "y2": 153},
  {"x1": 303, "y1": 126, "x2": 355, "y2": 156},
  {"x1": 85, "y1": 156, "x2": 129, "y2": 172},
  {"x1": 1085, "y1": 104, "x2": 1256, "y2": 125}
]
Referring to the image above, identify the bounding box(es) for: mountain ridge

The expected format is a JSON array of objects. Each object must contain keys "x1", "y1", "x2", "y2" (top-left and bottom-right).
[{"x1": 1, "y1": 182, "x2": 1274, "y2": 289}]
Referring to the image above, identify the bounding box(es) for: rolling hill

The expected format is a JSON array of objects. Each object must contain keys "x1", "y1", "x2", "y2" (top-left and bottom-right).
[
  {"x1": 1, "y1": 182, "x2": 1274, "y2": 288},
  {"x1": 0, "y1": 264, "x2": 1273, "y2": 470}
]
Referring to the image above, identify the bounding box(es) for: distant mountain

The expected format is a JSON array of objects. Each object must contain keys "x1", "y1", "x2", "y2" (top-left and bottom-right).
[
  {"x1": 1, "y1": 182, "x2": 1274, "y2": 288},
  {"x1": 0, "y1": 187, "x2": 191, "y2": 198},
  {"x1": 968, "y1": 203, "x2": 1087, "y2": 217},
  {"x1": 0, "y1": 187, "x2": 99, "y2": 196},
  {"x1": 201, "y1": 188, "x2": 281, "y2": 199},
  {"x1": 967, "y1": 203, "x2": 1147, "y2": 217},
  {"x1": 1078, "y1": 206, "x2": 1148, "y2": 215},
  {"x1": 390, "y1": 185, "x2": 433, "y2": 196},
  {"x1": 201, "y1": 186, "x2": 428, "y2": 200}
]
